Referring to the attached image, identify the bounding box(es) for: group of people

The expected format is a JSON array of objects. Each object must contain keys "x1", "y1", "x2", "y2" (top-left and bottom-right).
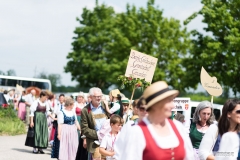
[{"x1": 10, "y1": 80, "x2": 239, "y2": 160}]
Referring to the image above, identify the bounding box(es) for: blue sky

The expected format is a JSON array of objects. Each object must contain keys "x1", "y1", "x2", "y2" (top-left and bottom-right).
[{"x1": 0, "y1": 0, "x2": 204, "y2": 86}]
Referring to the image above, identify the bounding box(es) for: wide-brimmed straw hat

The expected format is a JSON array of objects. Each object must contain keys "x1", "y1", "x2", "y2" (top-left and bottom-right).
[
  {"x1": 142, "y1": 81, "x2": 179, "y2": 110},
  {"x1": 110, "y1": 89, "x2": 121, "y2": 97}
]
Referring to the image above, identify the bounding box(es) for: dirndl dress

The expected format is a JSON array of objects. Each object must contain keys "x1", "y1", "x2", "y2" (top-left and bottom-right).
[
  {"x1": 25, "y1": 103, "x2": 48, "y2": 148},
  {"x1": 58, "y1": 110, "x2": 78, "y2": 160}
]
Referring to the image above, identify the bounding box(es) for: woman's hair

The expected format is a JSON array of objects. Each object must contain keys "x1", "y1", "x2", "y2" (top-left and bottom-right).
[
  {"x1": 117, "y1": 94, "x2": 123, "y2": 118},
  {"x1": 110, "y1": 114, "x2": 124, "y2": 125},
  {"x1": 132, "y1": 99, "x2": 139, "y2": 108},
  {"x1": 48, "y1": 94, "x2": 54, "y2": 100},
  {"x1": 218, "y1": 99, "x2": 240, "y2": 136},
  {"x1": 192, "y1": 101, "x2": 215, "y2": 125},
  {"x1": 40, "y1": 91, "x2": 48, "y2": 98},
  {"x1": 64, "y1": 97, "x2": 75, "y2": 107}
]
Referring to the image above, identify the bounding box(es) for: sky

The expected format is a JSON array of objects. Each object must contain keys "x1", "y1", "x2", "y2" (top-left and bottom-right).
[{"x1": 0, "y1": 0, "x2": 205, "y2": 87}]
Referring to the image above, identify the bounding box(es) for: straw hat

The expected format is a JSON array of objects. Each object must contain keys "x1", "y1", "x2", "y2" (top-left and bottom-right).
[
  {"x1": 110, "y1": 89, "x2": 121, "y2": 97},
  {"x1": 121, "y1": 97, "x2": 130, "y2": 104},
  {"x1": 142, "y1": 81, "x2": 179, "y2": 110}
]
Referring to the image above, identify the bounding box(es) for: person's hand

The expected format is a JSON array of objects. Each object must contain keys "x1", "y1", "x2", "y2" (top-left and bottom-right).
[
  {"x1": 83, "y1": 138, "x2": 87, "y2": 148},
  {"x1": 57, "y1": 134, "x2": 61, "y2": 141},
  {"x1": 109, "y1": 151, "x2": 115, "y2": 157},
  {"x1": 30, "y1": 122, "x2": 34, "y2": 128}
]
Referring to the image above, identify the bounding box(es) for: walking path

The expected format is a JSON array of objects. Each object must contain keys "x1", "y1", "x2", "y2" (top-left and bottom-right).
[{"x1": 0, "y1": 134, "x2": 52, "y2": 160}]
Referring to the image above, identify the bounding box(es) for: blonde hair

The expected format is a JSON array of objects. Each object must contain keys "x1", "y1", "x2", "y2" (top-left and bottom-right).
[{"x1": 64, "y1": 96, "x2": 74, "y2": 107}]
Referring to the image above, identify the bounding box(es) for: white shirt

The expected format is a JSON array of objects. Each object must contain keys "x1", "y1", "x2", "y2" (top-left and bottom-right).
[
  {"x1": 25, "y1": 94, "x2": 36, "y2": 106},
  {"x1": 57, "y1": 108, "x2": 77, "y2": 124},
  {"x1": 73, "y1": 102, "x2": 85, "y2": 110},
  {"x1": 29, "y1": 99, "x2": 51, "y2": 117},
  {"x1": 123, "y1": 110, "x2": 133, "y2": 123},
  {"x1": 54, "y1": 102, "x2": 64, "y2": 115},
  {"x1": 198, "y1": 124, "x2": 218, "y2": 160},
  {"x1": 114, "y1": 117, "x2": 194, "y2": 160},
  {"x1": 109, "y1": 102, "x2": 120, "y2": 114},
  {"x1": 47, "y1": 99, "x2": 58, "y2": 112},
  {"x1": 100, "y1": 132, "x2": 119, "y2": 160},
  {"x1": 215, "y1": 132, "x2": 239, "y2": 160}
]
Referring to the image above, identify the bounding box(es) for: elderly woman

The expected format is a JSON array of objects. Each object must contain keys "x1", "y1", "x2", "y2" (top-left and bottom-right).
[
  {"x1": 189, "y1": 101, "x2": 215, "y2": 160},
  {"x1": 74, "y1": 92, "x2": 86, "y2": 125},
  {"x1": 198, "y1": 99, "x2": 240, "y2": 160},
  {"x1": 58, "y1": 96, "x2": 80, "y2": 160},
  {"x1": 115, "y1": 81, "x2": 194, "y2": 160},
  {"x1": 25, "y1": 91, "x2": 54, "y2": 154}
]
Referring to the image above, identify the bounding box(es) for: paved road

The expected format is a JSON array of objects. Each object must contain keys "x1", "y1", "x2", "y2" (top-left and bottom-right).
[{"x1": 0, "y1": 134, "x2": 52, "y2": 160}]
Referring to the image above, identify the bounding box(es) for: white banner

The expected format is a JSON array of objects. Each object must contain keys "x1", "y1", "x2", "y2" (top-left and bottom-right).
[{"x1": 173, "y1": 97, "x2": 190, "y2": 111}]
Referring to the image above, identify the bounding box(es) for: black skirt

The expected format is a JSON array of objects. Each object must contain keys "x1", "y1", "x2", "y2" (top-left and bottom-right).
[{"x1": 75, "y1": 133, "x2": 88, "y2": 160}]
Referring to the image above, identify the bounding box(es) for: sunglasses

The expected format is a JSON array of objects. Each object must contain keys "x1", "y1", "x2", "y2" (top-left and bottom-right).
[
  {"x1": 122, "y1": 104, "x2": 129, "y2": 106},
  {"x1": 138, "y1": 107, "x2": 146, "y2": 112},
  {"x1": 236, "y1": 110, "x2": 240, "y2": 114}
]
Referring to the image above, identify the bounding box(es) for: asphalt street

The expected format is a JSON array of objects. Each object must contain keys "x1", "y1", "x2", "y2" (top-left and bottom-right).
[{"x1": 0, "y1": 134, "x2": 52, "y2": 160}]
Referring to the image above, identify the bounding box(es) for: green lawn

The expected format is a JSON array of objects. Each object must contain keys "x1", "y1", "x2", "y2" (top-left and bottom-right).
[{"x1": 0, "y1": 105, "x2": 26, "y2": 136}]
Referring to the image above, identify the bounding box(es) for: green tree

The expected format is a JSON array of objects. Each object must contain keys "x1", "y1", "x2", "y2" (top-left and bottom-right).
[
  {"x1": 36, "y1": 71, "x2": 61, "y2": 92},
  {"x1": 184, "y1": 0, "x2": 240, "y2": 95},
  {"x1": 0, "y1": 69, "x2": 16, "y2": 76},
  {"x1": 65, "y1": 0, "x2": 191, "y2": 92}
]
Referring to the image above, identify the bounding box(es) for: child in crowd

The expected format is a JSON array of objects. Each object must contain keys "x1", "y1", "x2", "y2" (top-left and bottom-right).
[{"x1": 99, "y1": 115, "x2": 123, "y2": 160}]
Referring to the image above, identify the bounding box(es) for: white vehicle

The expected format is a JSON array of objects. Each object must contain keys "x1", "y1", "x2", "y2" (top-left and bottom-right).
[
  {"x1": 189, "y1": 101, "x2": 223, "y2": 121},
  {"x1": 0, "y1": 75, "x2": 52, "y2": 91}
]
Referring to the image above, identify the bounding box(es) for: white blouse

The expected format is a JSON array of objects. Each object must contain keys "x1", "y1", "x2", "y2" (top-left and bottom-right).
[
  {"x1": 73, "y1": 102, "x2": 85, "y2": 110},
  {"x1": 114, "y1": 117, "x2": 194, "y2": 160},
  {"x1": 198, "y1": 124, "x2": 218, "y2": 160},
  {"x1": 215, "y1": 132, "x2": 239, "y2": 160},
  {"x1": 57, "y1": 108, "x2": 77, "y2": 124},
  {"x1": 109, "y1": 102, "x2": 120, "y2": 114},
  {"x1": 29, "y1": 99, "x2": 51, "y2": 117}
]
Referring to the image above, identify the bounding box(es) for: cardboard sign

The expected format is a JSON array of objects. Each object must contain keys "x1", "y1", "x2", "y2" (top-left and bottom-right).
[
  {"x1": 173, "y1": 98, "x2": 190, "y2": 111},
  {"x1": 125, "y1": 49, "x2": 158, "y2": 83},
  {"x1": 200, "y1": 67, "x2": 223, "y2": 96}
]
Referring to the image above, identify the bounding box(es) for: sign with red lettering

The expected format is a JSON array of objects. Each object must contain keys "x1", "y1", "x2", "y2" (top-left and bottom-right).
[
  {"x1": 172, "y1": 98, "x2": 190, "y2": 111},
  {"x1": 125, "y1": 49, "x2": 158, "y2": 83}
]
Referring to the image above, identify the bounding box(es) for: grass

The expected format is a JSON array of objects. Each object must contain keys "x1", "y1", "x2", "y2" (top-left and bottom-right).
[{"x1": 0, "y1": 105, "x2": 26, "y2": 136}]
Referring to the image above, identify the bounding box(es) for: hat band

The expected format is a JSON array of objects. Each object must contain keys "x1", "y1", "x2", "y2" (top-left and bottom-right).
[{"x1": 146, "y1": 88, "x2": 170, "y2": 104}]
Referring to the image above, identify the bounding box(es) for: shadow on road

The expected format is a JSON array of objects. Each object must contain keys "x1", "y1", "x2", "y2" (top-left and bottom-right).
[{"x1": 12, "y1": 148, "x2": 32, "y2": 153}]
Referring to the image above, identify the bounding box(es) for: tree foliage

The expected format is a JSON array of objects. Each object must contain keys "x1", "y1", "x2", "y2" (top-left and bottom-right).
[
  {"x1": 0, "y1": 69, "x2": 16, "y2": 76},
  {"x1": 65, "y1": 0, "x2": 191, "y2": 91},
  {"x1": 184, "y1": 0, "x2": 240, "y2": 95}
]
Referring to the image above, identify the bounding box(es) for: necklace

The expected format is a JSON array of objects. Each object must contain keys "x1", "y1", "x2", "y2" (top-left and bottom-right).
[{"x1": 198, "y1": 122, "x2": 207, "y2": 128}]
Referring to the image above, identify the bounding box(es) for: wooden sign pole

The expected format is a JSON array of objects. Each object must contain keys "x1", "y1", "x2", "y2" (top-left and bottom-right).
[
  {"x1": 211, "y1": 96, "x2": 213, "y2": 104},
  {"x1": 129, "y1": 86, "x2": 136, "y2": 109}
]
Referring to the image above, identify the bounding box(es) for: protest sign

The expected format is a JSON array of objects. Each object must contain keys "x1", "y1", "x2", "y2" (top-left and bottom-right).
[
  {"x1": 125, "y1": 49, "x2": 158, "y2": 83},
  {"x1": 200, "y1": 66, "x2": 223, "y2": 103},
  {"x1": 173, "y1": 98, "x2": 190, "y2": 111}
]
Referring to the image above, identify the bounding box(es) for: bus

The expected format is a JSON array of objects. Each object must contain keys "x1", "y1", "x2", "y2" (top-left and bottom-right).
[{"x1": 0, "y1": 75, "x2": 52, "y2": 91}]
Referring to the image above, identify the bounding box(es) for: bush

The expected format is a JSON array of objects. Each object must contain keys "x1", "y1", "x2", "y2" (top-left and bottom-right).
[{"x1": 0, "y1": 105, "x2": 26, "y2": 135}]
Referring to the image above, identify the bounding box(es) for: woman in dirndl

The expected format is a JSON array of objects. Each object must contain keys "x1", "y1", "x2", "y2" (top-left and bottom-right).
[
  {"x1": 17, "y1": 90, "x2": 27, "y2": 121},
  {"x1": 57, "y1": 97, "x2": 80, "y2": 160},
  {"x1": 189, "y1": 101, "x2": 214, "y2": 160},
  {"x1": 25, "y1": 91, "x2": 54, "y2": 154},
  {"x1": 114, "y1": 81, "x2": 194, "y2": 160}
]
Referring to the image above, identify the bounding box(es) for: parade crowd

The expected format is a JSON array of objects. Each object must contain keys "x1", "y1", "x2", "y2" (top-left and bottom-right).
[{"x1": 3, "y1": 81, "x2": 240, "y2": 160}]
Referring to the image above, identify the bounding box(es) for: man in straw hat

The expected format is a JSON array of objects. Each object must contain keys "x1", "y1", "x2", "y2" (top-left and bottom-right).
[{"x1": 114, "y1": 81, "x2": 194, "y2": 160}]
